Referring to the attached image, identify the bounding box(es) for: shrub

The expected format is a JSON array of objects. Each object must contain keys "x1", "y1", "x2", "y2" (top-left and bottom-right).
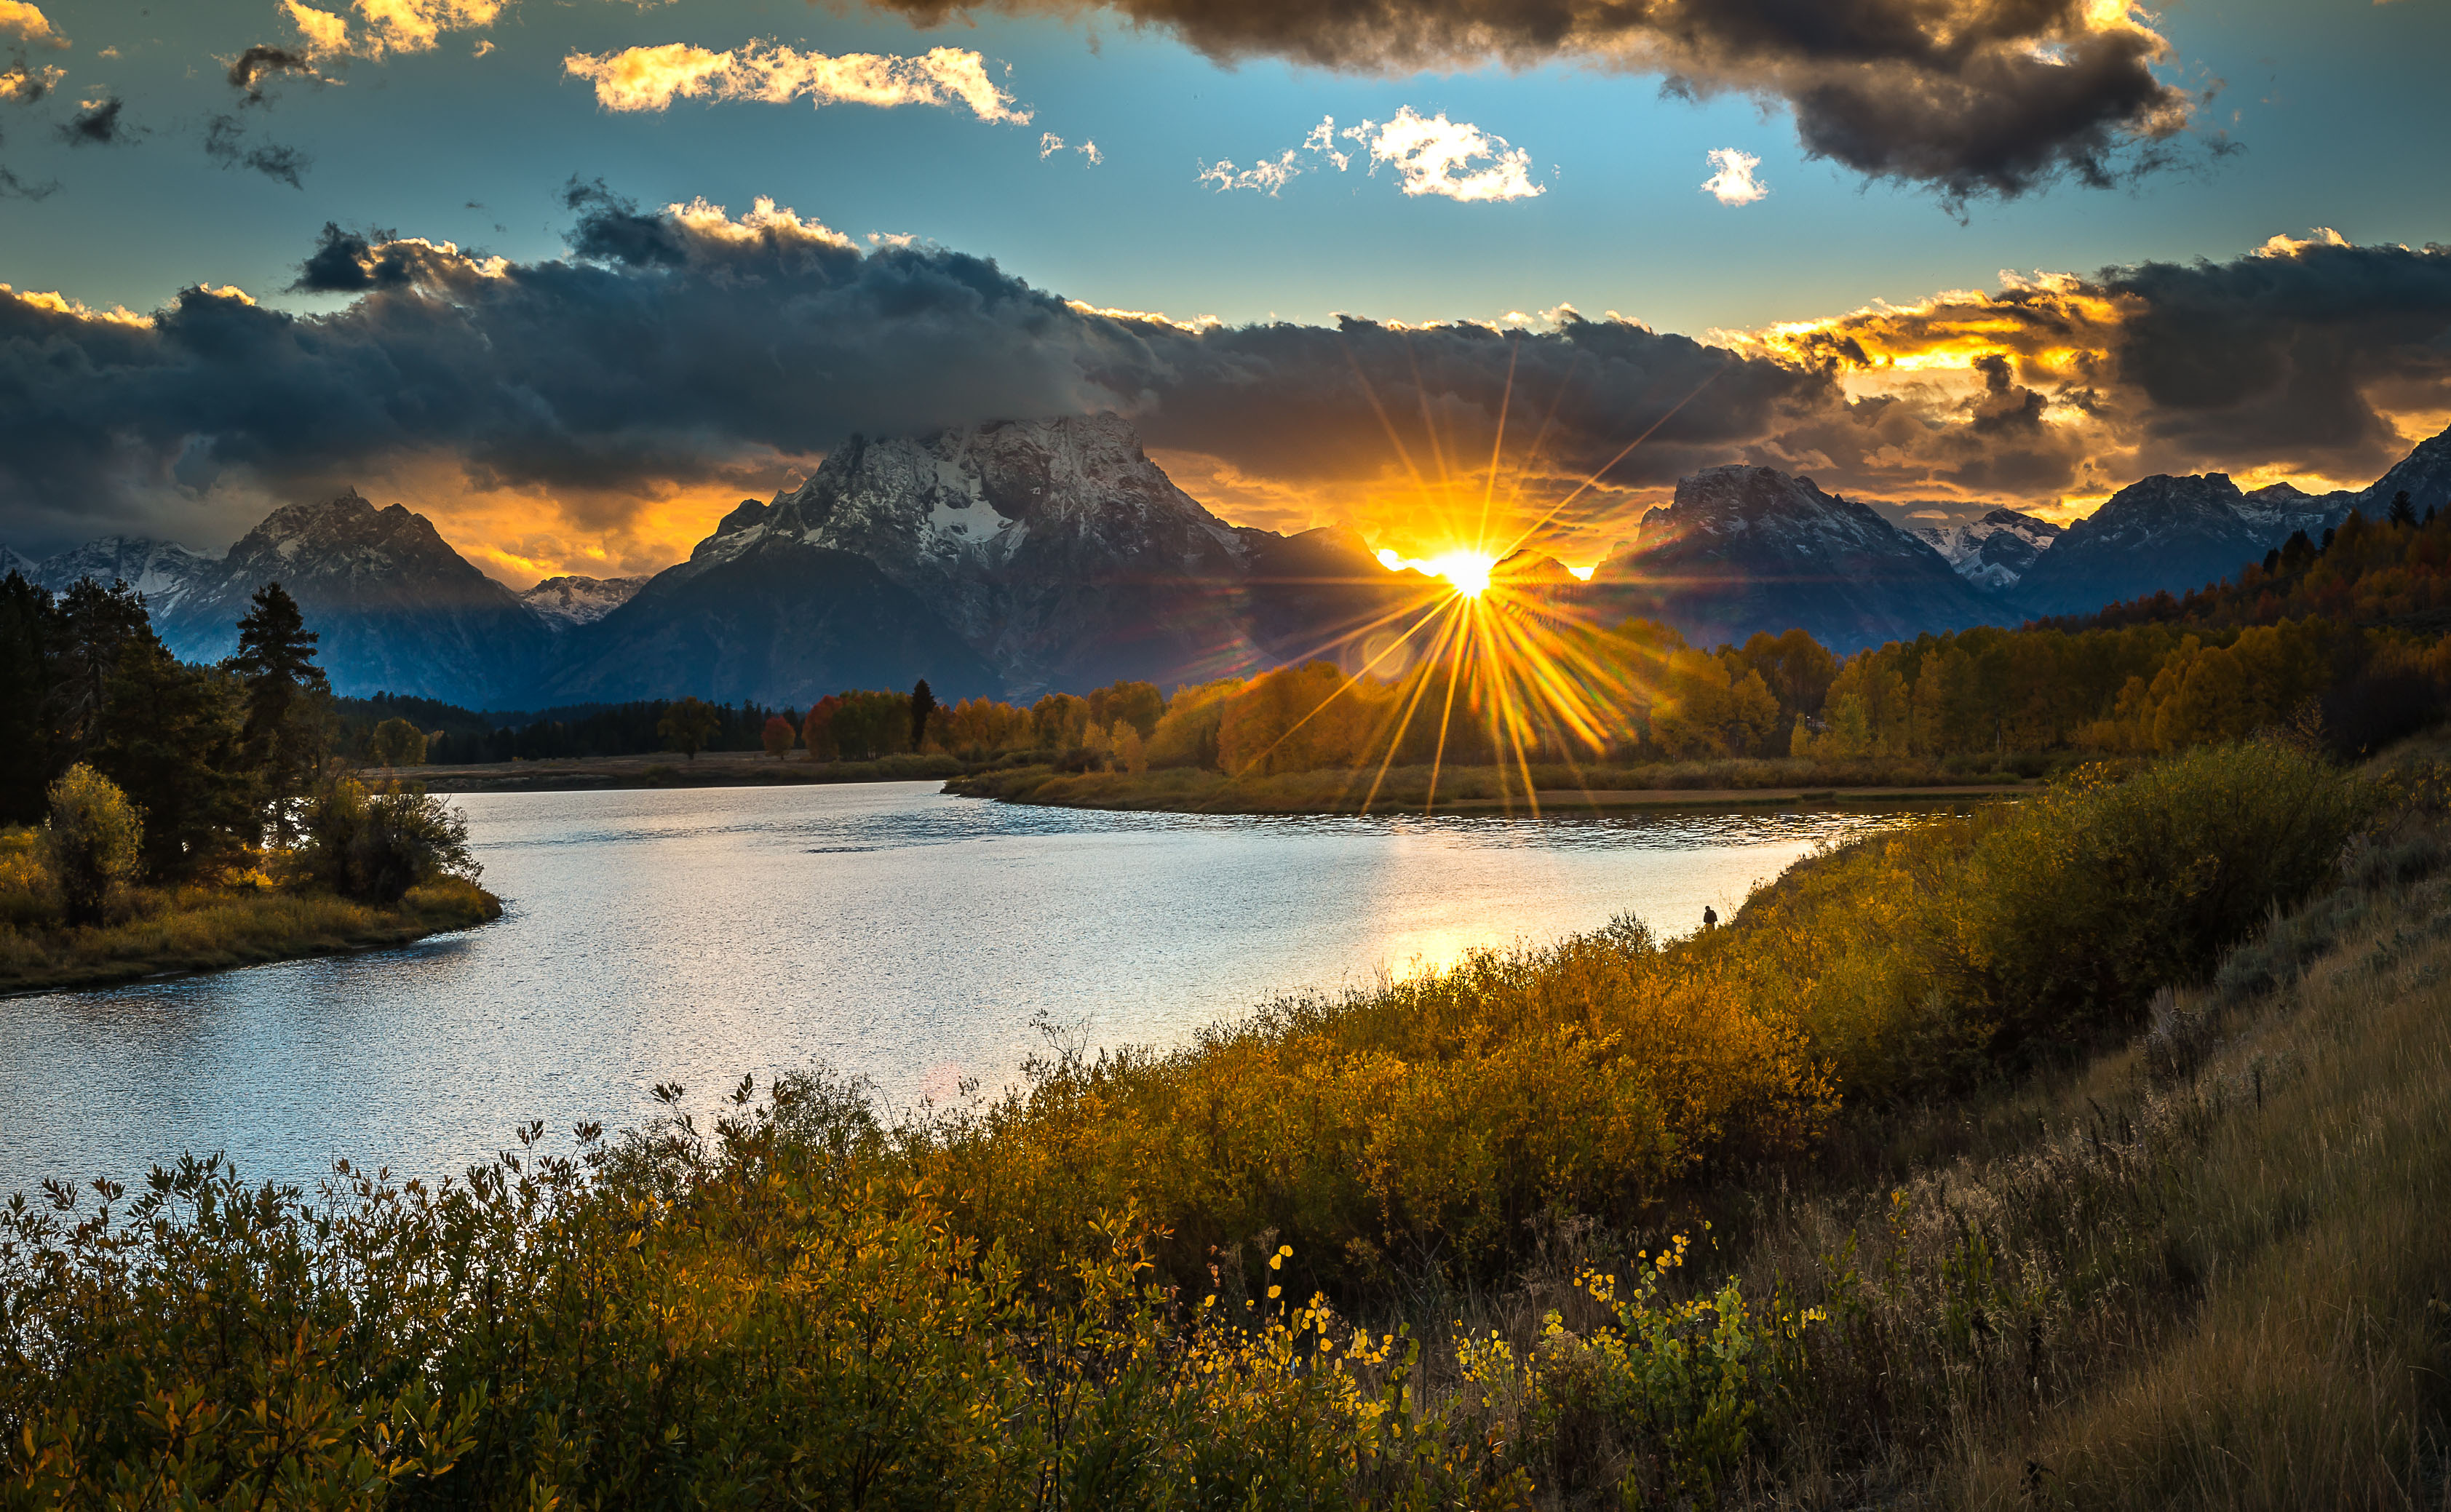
[
  {"x1": 38, "y1": 764, "x2": 143, "y2": 926},
  {"x1": 0, "y1": 827, "x2": 58, "y2": 930},
  {"x1": 295, "y1": 778, "x2": 480, "y2": 904},
  {"x1": 367, "y1": 716, "x2": 427, "y2": 768}
]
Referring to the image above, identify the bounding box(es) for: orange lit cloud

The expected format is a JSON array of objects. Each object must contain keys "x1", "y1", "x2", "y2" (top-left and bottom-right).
[
  {"x1": 564, "y1": 41, "x2": 1028, "y2": 123},
  {"x1": 0, "y1": 1, "x2": 65, "y2": 47}
]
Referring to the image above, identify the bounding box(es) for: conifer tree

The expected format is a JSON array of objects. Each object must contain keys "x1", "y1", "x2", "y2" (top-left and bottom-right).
[
  {"x1": 0, "y1": 572, "x2": 54, "y2": 823},
  {"x1": 909, "y1": 678, "x2": 937, "y2": 751},
  {"x1": 2388, "y1": 488, "x2": 2418, "y2": 528},
  {"x1": 231, "y1": 583, "x2": 331, "y2": 824}
]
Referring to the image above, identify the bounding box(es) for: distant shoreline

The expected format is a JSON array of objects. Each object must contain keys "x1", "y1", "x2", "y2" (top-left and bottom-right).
[
  {"x1": 401, "y1": 752, "x2": 2046, "y2": 811},
  {"x1": 944, "y1": 762, "x2": 2041, "y2": 816},
  {"x1": 400, "y1": 750, "x2": 964, "y2": 794}
]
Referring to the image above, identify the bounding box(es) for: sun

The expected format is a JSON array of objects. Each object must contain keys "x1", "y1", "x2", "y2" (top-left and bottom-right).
[
  {"x1": 1423, "y1": 549, "x2": 1497, "y2": 598},
  {"x1": 1377, "y1": 546, "x2": 1498, "y2": 598}
]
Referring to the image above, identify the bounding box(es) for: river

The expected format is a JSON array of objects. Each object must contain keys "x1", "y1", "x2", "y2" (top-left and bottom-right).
[{"x1": 0, "y1": 781, "x2": 1921, "y2": 1198}]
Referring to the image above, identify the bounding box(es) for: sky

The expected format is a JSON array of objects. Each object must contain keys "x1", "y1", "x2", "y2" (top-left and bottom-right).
[{"x1": 2, "y1": 0, "x2": 2449, "y2": 583}]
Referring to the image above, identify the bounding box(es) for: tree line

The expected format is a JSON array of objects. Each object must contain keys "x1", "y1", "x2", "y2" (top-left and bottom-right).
[
  {"x1": 0, "y1": 571, "x2": 475, "y2": 923},
  {"x1": 783, "y1": 504, "x2": 2451, "y2": 777}
]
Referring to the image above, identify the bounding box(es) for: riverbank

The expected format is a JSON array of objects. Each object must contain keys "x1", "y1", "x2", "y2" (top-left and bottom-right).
[
  {"x1": 8, "y1": 741, "x2": 2422, "y2": 1508},
  {"x1": 947, "y1": 757, "x2": 2046, "y2": 813},
  {"x1": 405, "y1": 749, "x2": 967, "y2": 792},
  {"x1": 0, "y1": 877, "x2": 502, "y2": 995}
]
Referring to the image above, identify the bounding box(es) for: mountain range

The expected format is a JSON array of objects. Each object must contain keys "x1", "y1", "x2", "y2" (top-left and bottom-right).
[{"x1": 7, "y1": 417, "x2": 2449, "y2": 708}]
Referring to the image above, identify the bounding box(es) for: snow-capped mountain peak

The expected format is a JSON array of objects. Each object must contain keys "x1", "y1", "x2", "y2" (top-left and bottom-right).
[
  {"x1": 520, "y1": 574, "x2": 650, "y2": 630},
  {"x1": 18, "y1": 536, "x2": 221, "y2": 614},
  {"x1": 1908, "y1": 506, "x2": 2064, "y2": 591}
]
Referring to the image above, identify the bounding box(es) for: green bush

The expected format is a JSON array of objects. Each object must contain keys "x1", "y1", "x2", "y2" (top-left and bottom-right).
[
  {"x1": 367, "y1": 717, "x2": 428, "y2": 768},
  {"x1": 1727, "y1": 739, "x2": 2372, "y2": 1094},
  {"x1": 295, "y1": 779, "x2": 480, "y2": 904},
  {"x1": 37, "y1": 764, "x2": 143, "y2": 926}
]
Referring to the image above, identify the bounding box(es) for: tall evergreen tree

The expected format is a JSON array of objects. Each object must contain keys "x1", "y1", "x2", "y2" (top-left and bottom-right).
[
  {"x1": 909, "y1": 678, "x2": 937, "y2": 750},
  {"x1": 231, "y1": 583, "x2": 331, "y2": 821},
  {"x1": 92, "y1": 645, "x2": 258, "y2": 880},
  {"x1": 50, "y1": 578, "x2": 156, "y2": 758},
  {"x1": 2388, "y1": 488, "x2": 2418, "y2": 528},
  {"x1": 0, "y1": 573, "x2": 55, "y2": 823}
]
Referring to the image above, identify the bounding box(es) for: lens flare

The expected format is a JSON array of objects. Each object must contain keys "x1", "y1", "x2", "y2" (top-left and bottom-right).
[{"x1": 1375, "y1": 546, "x2": 1498, "y2": 597}]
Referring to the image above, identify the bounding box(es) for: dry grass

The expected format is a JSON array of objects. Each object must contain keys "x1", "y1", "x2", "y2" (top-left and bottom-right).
[
  {"x1": 1654, "y1": 832, "x2": 2451, "y2": 1508},
  {"x1": 1950, "y1": 876, "x2": 2451, "y2": 1509}
]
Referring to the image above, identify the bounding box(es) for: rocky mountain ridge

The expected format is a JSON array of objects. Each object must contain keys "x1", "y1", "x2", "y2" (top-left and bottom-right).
[
  {"x1": 1592, "y1": 466, "x2": 1991, "y2": 651},
  {"x1": 17, "y1": 417, "x2": 2451, "y2": 707},
  {"x1": 1908, "y1": 509, "x2": 2065, "y2": 591},
  {"x1": 520, "y1": 574, "x2": 650, "y2": 629}
]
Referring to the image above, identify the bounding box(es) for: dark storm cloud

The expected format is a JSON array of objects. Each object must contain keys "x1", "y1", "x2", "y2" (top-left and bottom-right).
[
  {"x1": 54, "y1": 95, "x2": 122, "y2": 145},
  {"x1": 3, "y1": 57, "x2": 53, "y2": 105},
  {"x1": 0, "y1": 190, "x2": 1816, "y2": 537},
  {"x1": 860, "y1": 0, "x2": 2201, "y2": 202},
  {"x1": 226, "y1": 43, "x2": 317, "y2": 102},
  {"x1": 2108, "y1": 237, "x2": 2451, "y2": 469},
  {"x1": 1151, "y1": 313, "x2": 1821, "y2": 503},
  {"x1": 4, "y1": 196, "x2": 2447, "y2": 550},
  {"x1": 204, "y1": 114, "x2": 311, "y2": 188},
  {"x1": 1759, "y1": 234, "x2": 2451, "y2": 487}
]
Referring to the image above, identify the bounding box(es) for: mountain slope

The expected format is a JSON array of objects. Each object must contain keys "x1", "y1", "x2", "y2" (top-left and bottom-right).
[
  {"x1": 552, "y1": 539, "x2": 999, "y2": 704},
  {"x1": 29, "y1": 537, "x2": 221, "y2": 616},
  {"x1": 2359, "y1": 424, "x2": 2451, "y2": 517},
  {"x1": 156, "y1": 491, "x2": 553, "y2": 709},
  {"x1": 1592, "y1": 466, "x2": 1988, "y2": 652},
  {"x1": 742, "y1": 415, "x2": 1263, "y2": 696},
  {"x1": 2014, "y1": 474, "x2": 2288, "y2": 618}
]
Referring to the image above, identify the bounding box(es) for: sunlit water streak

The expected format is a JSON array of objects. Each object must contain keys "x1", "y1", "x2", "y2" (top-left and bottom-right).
[{"x1": 0, "y1": 781, "x2": 1923, "y2": 1198}]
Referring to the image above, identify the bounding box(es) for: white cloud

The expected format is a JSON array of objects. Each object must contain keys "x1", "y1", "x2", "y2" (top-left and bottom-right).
[
  {"x1": 1353, "y1": 107, "x2": 1543, "y2": 202},
  {"x1": 1038, "y1": 133, "x2": 1100, "y2": 164},
  {"x1": 1199, "y1": 107, "x2": 1543, "y2": 204},
  {"x1": 1302, "y1": 115, "x2": 1349, "y2": 172},
  {"x1": 1198, "y1": 149, "x2": 1303, "y2": 196},
  {"x1": 564, "y1": 41, "x2": 1028, "y2": 123},
  {"x1": 1701, "y1": 148, "x2": 1768, "y2": 206}
]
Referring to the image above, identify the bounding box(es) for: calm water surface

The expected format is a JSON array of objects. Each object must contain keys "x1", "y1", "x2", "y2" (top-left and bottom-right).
[{"x1": 0, "y1": 781, "x2": 1918, "y2": 1196}]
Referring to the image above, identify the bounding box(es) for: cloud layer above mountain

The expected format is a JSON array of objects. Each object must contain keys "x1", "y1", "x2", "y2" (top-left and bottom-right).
[
  {"x1": 861, "y1": 0, "x2": 2204, "y2": 204},
  {"x1": 1, "y1": 190, "x2": 2446, "y2": 577}
]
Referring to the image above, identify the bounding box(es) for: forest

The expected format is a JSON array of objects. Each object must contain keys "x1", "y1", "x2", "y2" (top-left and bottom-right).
[{"x1": 0, "y1": 573, "x2": 495, "y2": 990}]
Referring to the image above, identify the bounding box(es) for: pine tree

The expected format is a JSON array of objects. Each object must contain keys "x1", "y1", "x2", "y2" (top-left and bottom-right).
[
  {"x1": 231, "y1": 583, "x2": 332, "y2": 821},
  {"x1": 92, "y1": 645, "x2": 258, "y2": 880},
  {"x1": 0, "y1": 572, "x2": 55, "y2": 824},
  {"x1": 2388, "y1": 489, "x2": 2418, "y2": 528},
  {"x1": 52, "y1": 578, "x2": 156, "y2": 757},
  {"x1": 910, "y1": 679, "x2": 937, "y2": 751}
]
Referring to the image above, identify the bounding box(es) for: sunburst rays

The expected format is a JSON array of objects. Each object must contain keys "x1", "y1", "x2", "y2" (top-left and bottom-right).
[{"x1": 1211, "y1": 333, "x2": 1720, "y2": 815}]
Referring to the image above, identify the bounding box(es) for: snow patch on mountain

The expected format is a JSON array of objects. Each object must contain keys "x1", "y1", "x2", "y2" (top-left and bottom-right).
[
  {"x1": 521, "y1": 574, "x2": 650, "y2": 630},
  {"x1": 17, "y1": 536, "x2": 221, "y2": 614},
  {"x1": 1908, "y1": 508, "x2": 2064, "y2": 591}
]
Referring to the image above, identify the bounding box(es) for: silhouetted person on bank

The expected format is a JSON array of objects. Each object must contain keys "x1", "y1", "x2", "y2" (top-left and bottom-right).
[{"x1": 1703, "y1": 906, "x2": 1718, "y2": 931}]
